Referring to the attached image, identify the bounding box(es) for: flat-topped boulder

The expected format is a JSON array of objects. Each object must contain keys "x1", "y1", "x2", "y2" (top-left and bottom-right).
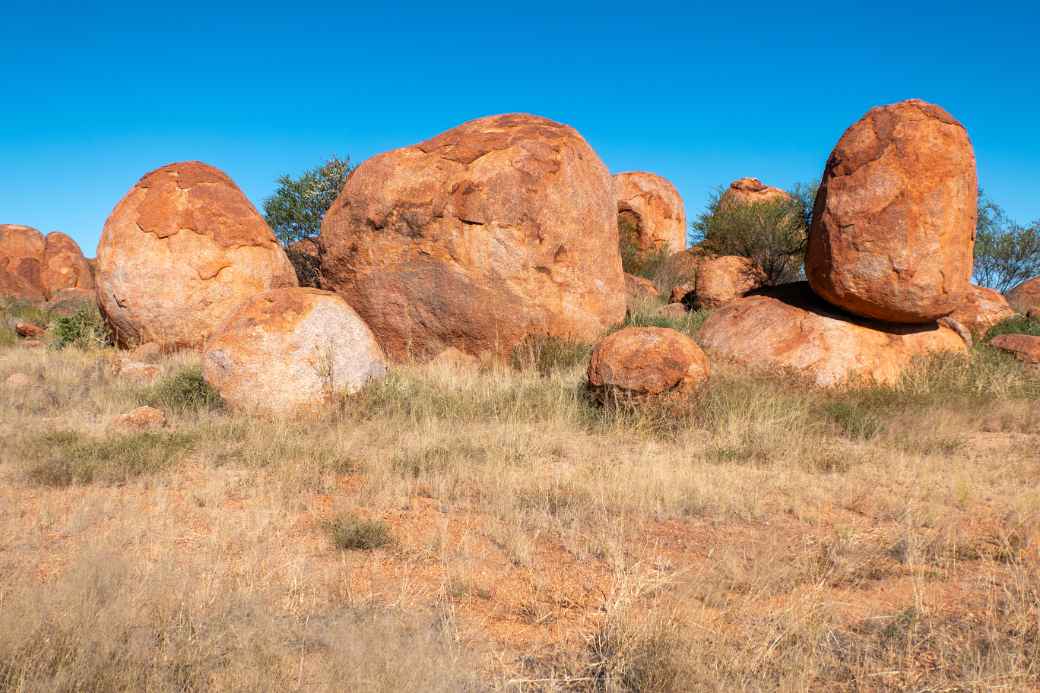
[{"x1": 698, "y1": 282, "x2": 967, "y2": 387}]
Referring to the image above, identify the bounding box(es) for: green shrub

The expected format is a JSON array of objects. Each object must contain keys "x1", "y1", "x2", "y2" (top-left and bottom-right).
[
  {"x1": 691, "y1": 184, "x2": 813, "y2": 285},
  {"x1": 143, "y1": 367, "x2": 223, "y2": 413},
  {"x1": 51, "y1": 306, "x2": 112, "y2": 350},
  {"x1": 974, "y1": 190, "x2": 1040, "y2": 292},
  {"x1": 324, "y1": 514, "x2": 394, "y2": 551},
  {"x1": 985, "y1": 315, "x2": 1040, "y2": 340},
  {"x1": 23, "y1": 430, "x2": 196, "y2": 486}
]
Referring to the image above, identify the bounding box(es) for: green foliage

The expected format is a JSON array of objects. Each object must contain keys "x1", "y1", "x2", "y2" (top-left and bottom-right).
[
  {"x1": 142, "y1": 367, "x2": 223, "y2": 413},
  {"x1": 691, "y1": 184, "x2": 814, "y2": 285},
  {"x1": 985, "y1": 315, "x2": 1040, "y2": 340},
  {"x1": 324, "y1": 514, "x2": 394, "y2": 551},
  {"x1": 51, "y1": 306, "x2": 112, "y2": 350},
  {"x1": 23, "y1": 430, "x2": 196, "y2": 486},
  {"x1": 510, "y1": 335, "x2": 592, "y2": 376},
  {"x1": 620, "y1": 304, "x2": 711, "y2": 338},
  {"x1": 263, "y1": 156, "x2": 353, "y2": 246},
  {"x1": 974, "y1": 189, "x2": 1040, "y2": 293}
]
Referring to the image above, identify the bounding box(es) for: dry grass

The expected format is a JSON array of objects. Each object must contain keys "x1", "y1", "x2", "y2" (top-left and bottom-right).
[{"x1": 1, "y1": 331, "x2": 1039, "y2": 691}]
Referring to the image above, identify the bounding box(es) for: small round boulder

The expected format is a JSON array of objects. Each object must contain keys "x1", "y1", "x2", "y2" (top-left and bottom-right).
[
  {"x1": 202, "y1": 288, "x2": 387, "y2": 414},
  {"x1": 587, "y1": 327, "x2": 710, "y2": 403}
]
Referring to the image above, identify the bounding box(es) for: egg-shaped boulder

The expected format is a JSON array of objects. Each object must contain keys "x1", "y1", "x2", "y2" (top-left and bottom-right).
[
  {"x1": 614, "y1": 172, "x2": 686, "y2": 257},
  {"x1": 806, "y1": 99, "x2": 977, "y2": 323},
  {"x1": 320, "y1": 113, "x2": 626, "y2": 361},
  {"x1": 699, "y1": 282, "x2": 967, "y2": 387},
  {"x1": 96, "y1": 162, "x2": 297, "y2": 349},
  {"x1": 202, "y1": 288, "x2": 387, "y2": 414},
  {"x1": 0, "y1": 224, "x2": 46, "y2": 301},
  {"x1": 587, "y1": 326, "x2": 709, "y2": 403}
]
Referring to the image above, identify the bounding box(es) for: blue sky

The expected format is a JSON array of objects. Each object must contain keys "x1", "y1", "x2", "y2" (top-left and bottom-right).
[{"x1": 2, "y1": 1, "x2": 1038, "y2": 255}]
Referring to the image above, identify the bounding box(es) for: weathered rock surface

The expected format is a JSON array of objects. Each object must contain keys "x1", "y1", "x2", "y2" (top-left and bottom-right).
[
  {"x1": 96, "y1": 161, "x2": 297, "y2": 349},
  {"x1": 41, "y1": 232, "x2": 94, "y2": 297},
  {"x1": 113, "y1": 406, "x2": 166, "y2": 430},
  {"x1": 692, "y1": 255, "x2": 765, "y2": 310},
  {"x1": 46, "y1": 288, "x2": 98, "y2": 317},
  {"x1": 15, "y1": 322, "x2": 45, "y2": 338},
  {"x1": 719, "y1": 177, "x2": 792, "y2": 208},
  {"x1": 661, "y1": 246, "x2": 709, "y2": 285},
  {"x1": 587, "y1": 326, "x2": 709, "y2": 402},
  {"x1": 614, "y1": 172, "x2": 686, "y2": 256},
  {"x1": 430, "y1": 346, "x2": 481, "y2": 370},
  {"x1": 624, "y1": 273, "x2": 659, "y2": 304},
  {"x1": 948, "y1": 285, "x2": 1015, "y2": 337},
  {"x1": 806, "y1": 99, "x2": 977, "y2": 323},
  {"x1": 203, "y1": 288, "x2": 387, "y2": 414},
  {"x1": 320, "y1": 113, "x2": 625, "y2": 361},
  {"x1": 1007, "y1": 277, "x2": 1040, "y2": 316},
  {"x1": 670, "y1": 283, "x2": 694, "y2": 305},
  {"x1": 0, "y1": 224, "x2": 46, "y2": 301},
  {"x1": 990, "y1": 334, "x2": 1040, "y2": 364},
  {"x1": 698, "y1": 282, "x2": 967, "y2": 387}
]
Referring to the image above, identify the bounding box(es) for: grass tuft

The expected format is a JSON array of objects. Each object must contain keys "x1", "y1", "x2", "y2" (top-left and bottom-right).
[
  {"x1": 324, "y1": 513, "x2": 395, "y2": 551},
  {"x1": 22, "y1": 430, "x2": 196, "y2": 486}
]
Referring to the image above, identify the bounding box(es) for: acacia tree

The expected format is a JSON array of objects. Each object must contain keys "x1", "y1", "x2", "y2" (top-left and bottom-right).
[
  {"x1": 973, "y1": 189, "x2": 1040, "y2": 293},
  {"x1": 262, "y1": 156, "x2": 353, "y2": 246}
]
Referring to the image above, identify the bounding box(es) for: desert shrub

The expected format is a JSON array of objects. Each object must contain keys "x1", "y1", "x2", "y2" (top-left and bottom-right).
[
  {"x1": 143, "y1": 366, "x2": 223, "y2": 413},
  {"x1": 985, "y1": 314, "x2": 1040, "y2": 340},
  {"x1": 691, "y1": 183, "x2": 814, "y2": 285},
  {"x1": 51, "y1": 306, "x2": 112, "y2": 350},
  {"x1": 974, "y1": 190, "x2": 1040, "y2": 292},
  {"x1": 263, "y1": 155, "x2": 352, "y2": 246},
  {"x1": 22, "y1": 430, "x2": 196, "y2": 486},
  {"x1": 324, "y1": 513, "x2": 394, "y2": 551},
  {"x1": 510, "y1": 335, "x2": 592, "y2": 376}
]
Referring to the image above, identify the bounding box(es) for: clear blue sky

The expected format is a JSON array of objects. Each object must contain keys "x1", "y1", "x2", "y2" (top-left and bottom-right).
[{"x1": 3, "y1": 1, "x2": 1037, "y2": 256}]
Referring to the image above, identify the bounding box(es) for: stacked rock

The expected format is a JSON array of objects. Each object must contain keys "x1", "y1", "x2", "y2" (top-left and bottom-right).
[{"x1": 700, "y1": 99, "x2": 978, "y2": 386}]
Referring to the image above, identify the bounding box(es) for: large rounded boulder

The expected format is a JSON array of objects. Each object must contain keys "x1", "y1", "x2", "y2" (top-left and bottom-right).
[
  {"x1": 806, "y1": 99, "x2": 977, "y2": 323},
  {"x1": 203, "y1": 288, "x2": 387, "y2": 414},
  {"x1": 587, "y1": 326, "x2": 709, "y2": 403},
  {"x1": 614, "y1": 172, "x2": 686, "y2": 256},
  {"x1": 320, "y1": 113, "x2": 626, "y2": 361},
  {"x1": 0, "y1": 224, "x2": 46, "y2": 301},
  {"x1": 96, "y1": 162, "x2": 297, "y2": 349},
  {"x1": 1007, "y1": 277, "x2": 1040, "y2": 316},
  {"x1": 698, "y1": 283, "x2": 967, "y2": 387}
]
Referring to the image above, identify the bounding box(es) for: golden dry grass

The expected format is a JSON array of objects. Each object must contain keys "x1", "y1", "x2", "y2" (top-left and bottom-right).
[{"x1": 1, "y1": 330, "x2": 1039, "y2": 691}]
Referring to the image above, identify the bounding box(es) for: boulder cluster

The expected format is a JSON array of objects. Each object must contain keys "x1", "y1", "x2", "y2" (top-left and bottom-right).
[{"x1": 3, "y1": 101, "x2": 1038, "y2": 413}]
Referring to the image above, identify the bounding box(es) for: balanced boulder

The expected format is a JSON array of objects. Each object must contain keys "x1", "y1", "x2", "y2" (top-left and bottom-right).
[
  {"x1": 587, "y1": 326, "x2": 709, "y2": 403},
  {"x1": 0, "y1": 224, "x2": 46, "y2": 301},
  {"x1": 719, "y1": 177, "x2": 791, "y2": 208},
  {"x1": 202, "y1": 288, "x2": 387, "y2": 414},
  {"x1": 698, "y1": 283, "x2": 967, "y2": 387},
  {"x1": 320, "y1": 114, "x2": 625, "y2": 361},
  {"x1": 947, "y1": 285, "x2": 1015, "y2": 337},
  {"x1": 1007, "y1": 277, "x2": 1040, "y2": 316},
  {"x1": 691, "y1": 255, "x2": 765, "y2": 309},
  {"x1": 614, "y1": 172, "x2": 686, "y2": 256},
  {"x1": 96, "y1": 162, "x2": 297, "y2": 349},
  {"x1": 806, "y1": 99, "x2": 977, "y2": 323}
]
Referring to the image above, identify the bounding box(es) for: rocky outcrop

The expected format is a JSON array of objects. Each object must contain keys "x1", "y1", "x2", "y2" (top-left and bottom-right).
[
  {"x1": 1007, "y1": 277, "x2": 1040, "y2": 316},
  {"x1": 947, "y1": 285, "x2": 1015, "y2": 337},
  {"x1": 990, "y1": 334, "x2": 1040, "y2": 364},
  {"x1": 719, "y1": 177, "x2": 792, "y2": 208},
  {"x1": 587, "y1": 327, "x2": 709, "y2": 402},
  {"x1": 41, "y1": 232, "x2": 94, "y2": 297},
  {"x1": 698, "y1": 283, "x2": 967, "y2": 387},
  {"x1": 320, "y1": 114, "x2": 625, "y2": 361},
  {"x1": 614, "y1": 172, "x2": 686, "y2": 256},
  {"x1": 96, "y1": 161, "x2": 297, "y2": 349},
  {"x1": 691, "y1": 256, "x2": 765, "y2": 310},
  {"x1": 0, "y1": 224, "x2": 46, "y2": 301},
  {"x1": 202, "y1": 288, "x2": 387, "y2": 414},
  {"x1": 806, "y1": 99, "x2": 977, "y2": 323}
]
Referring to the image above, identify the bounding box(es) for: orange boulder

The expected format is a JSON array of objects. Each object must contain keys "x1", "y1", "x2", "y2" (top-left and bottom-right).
[
  {"x1": 614, "y1": 172, "x2": 686, "y2": 256},
  {"x1": 1007, "y1": 277, "x2": 1040, "y2": 316},
  {"x1": 587, "y1": 326, "x2": 709, "y2": 403}
]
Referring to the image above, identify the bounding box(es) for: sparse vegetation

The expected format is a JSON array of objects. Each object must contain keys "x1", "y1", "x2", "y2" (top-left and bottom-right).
[
  {"x1": 51, "y1": 305, "x2": 112, "y2": 350},
  {"x1": 691, "y1": 183, "x2": 815, "y2": 285},
  {"x1": 263, "y1": 155, "x2": 353, "y2": 246},
  {"x1": 142, "y1": 365, "x2": 223, "y2": 413},
  {"x1": 986, "y1": 313, "x2": 1040, "y2": 340},
  {"x1": 619, "y1": 212, "x2": 672, "y2": 280},
  {"x1": 974, "y1": 189, "x2": 1040, "y2": 292},
  {"x1": 1, "y1": 327, "x2": 1039, "y2": 690}
]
